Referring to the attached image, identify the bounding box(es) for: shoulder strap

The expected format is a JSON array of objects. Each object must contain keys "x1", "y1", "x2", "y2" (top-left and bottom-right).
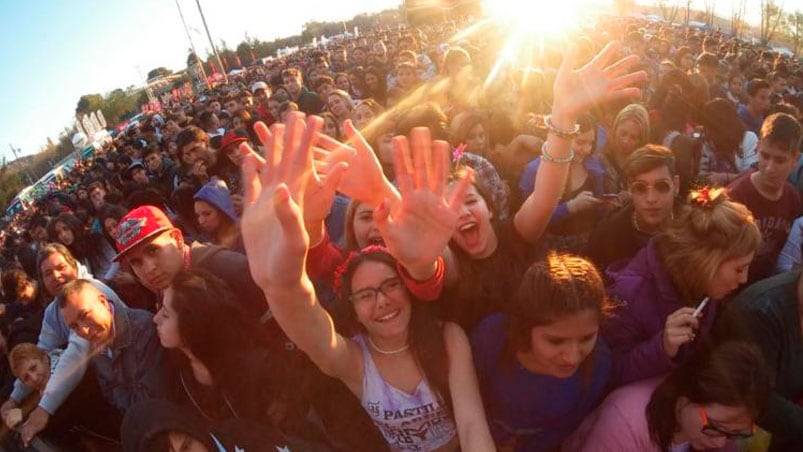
[{"x1": 189, "y1": 243, "x2": 226, "y2": 268}]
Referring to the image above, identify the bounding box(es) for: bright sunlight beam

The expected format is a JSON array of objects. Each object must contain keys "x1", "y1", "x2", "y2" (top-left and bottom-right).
[{"x1": 482, "y1": 0, "x2": 587, "y2": 38}]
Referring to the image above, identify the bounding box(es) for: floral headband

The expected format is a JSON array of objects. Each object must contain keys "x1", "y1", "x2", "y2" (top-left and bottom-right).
[{"x1": 333, "y1": 245, "x2": 392, "y2": 296}]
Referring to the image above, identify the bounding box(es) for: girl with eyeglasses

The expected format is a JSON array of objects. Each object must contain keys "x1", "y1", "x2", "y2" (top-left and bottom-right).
[
  {"x1": 603, "y1": 188, "x2": 761, "y2": 386},
  {"x1": 564, "y1": 341, "x2": 769, "y2": 452},
  {"x1": 239, "y1": 113, "x2": 495, "y2": 451}
]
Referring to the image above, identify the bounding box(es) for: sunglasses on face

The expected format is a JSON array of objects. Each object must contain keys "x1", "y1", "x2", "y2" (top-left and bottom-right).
[
  {"x1": 699, "y1": 408, "x2": 756, "y2": 440},
  {"x1": 629, "y1": 180, "x2": 673, "y2": 196}
]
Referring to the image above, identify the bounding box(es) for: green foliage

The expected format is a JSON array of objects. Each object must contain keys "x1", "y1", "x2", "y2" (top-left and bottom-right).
[
  {"x1": 76, "y1": 93, "x2": 103, "y2": 115},
  {"x1": 147, "y1": 66, "x2": 173, "y2": 80}
]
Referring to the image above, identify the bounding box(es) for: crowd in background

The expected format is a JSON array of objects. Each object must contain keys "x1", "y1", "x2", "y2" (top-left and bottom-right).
[{"x1": 0, "y1": 11, "x2": 802, "y2": 452}]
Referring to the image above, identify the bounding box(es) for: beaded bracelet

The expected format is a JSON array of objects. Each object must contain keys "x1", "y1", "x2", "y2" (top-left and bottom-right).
[
  {"x1": 544, "y1": 114, "x2": 581, "y2": 139},
  {"x1": 541, "y1": 141, "x2": 575, "y2": 164}
]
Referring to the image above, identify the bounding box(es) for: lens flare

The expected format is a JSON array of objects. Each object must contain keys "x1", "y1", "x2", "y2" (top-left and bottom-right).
[{"x1": 482, "y1": 0, "x2": 586, "y2": 37}]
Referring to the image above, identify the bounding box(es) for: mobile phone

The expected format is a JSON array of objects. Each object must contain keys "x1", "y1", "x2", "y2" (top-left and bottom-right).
[{"x1": 598, "y1": 194, "x2": 619, "y2": 201}]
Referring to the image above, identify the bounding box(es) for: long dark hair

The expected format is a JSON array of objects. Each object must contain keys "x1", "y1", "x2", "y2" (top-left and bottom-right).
[
  {"x1": 168, "y1": 270, "x2": 282, "y2": 404},
  {"x1": 646, "y1": 341, "x2": 770, "y2": 450},
  {"x1": 336, "y1": 248, "x2": 452, "y2": 414},
  {"x1": 47, "y1": 213, "x2": 101, "y2": 265}
]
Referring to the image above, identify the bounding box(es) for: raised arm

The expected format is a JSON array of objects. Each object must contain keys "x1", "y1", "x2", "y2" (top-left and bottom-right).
[
  {"x1": 239, "y1": 113, "x2": 363, "y2": 389},
  {"x1": 514, "y1": 41, "x2": 646, "y2": 243}
]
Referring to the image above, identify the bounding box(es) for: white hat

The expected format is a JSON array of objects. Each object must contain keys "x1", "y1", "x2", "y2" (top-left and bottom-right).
[{"x1": 251, "y1": 81, "x2": 269, "y2": 94}]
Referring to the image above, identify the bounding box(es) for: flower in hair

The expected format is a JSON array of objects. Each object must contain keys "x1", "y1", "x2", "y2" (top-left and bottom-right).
[
  {"x1": 691, "y1": 186, "x2": 726, "y2": 208},
  {"x1": 452, "y1": 143, "x2": 467, "y2": 167},
  {"x1": 332, "y1": 245, "x2": 392, "y2": 296}
]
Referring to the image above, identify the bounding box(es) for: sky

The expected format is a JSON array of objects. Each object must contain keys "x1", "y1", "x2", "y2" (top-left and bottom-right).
[
  {"x1": 0, "y1": 0, "x2": 776, "y2": 164},
  {"x1": 0, "y1": 0, "x2": 400, "y2": 162}
]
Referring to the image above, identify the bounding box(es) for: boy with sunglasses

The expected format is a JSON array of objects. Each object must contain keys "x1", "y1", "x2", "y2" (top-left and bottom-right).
[
  {"x1": 586, "y1": 145, "x2": 679, "y2": 273},
  {"x1": 727, "y1": 113, "x2": 802, "y2": 285}
]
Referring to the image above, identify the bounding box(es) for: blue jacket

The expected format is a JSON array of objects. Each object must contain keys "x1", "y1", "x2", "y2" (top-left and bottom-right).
[
  {"x1": 519, "y1": 155, "x2": 607, "y2": 225},
  {"x1": 602, "y1": 240, "x2": 717, "y2": 387},
  {"x1": 90, "y1": 296, "x2": 167, "y2": 413}
]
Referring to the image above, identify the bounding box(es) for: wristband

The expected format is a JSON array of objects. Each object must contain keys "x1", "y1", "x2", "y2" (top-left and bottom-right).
[
  {"x1": 541, "y1": 141, "x2": 575, "y2": 164},
  {"x1": 544, "y1": 114, "x2": 581, "y2": 139}
]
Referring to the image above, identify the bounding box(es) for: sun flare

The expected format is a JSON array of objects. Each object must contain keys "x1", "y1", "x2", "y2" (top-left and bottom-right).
[{"x1": 482, "y1": 0, "x2": 594, "y2": 37}]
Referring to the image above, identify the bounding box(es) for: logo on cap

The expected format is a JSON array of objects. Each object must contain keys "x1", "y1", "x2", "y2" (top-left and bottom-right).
[{"x1": 116, "y1": 217, "x2": 147, "y2": 247}]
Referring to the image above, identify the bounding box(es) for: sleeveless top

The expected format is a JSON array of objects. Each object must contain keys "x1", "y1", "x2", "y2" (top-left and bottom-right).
[{"x1": 354, "y1": 334, "x2": 457, "y2": 451}]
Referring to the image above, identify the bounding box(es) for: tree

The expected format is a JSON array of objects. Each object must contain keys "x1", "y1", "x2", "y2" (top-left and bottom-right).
[
  {"x1": 731, "y1": 0, "x2": 747, "y2": 38},
  {"x1": 789, "y1": 11, "x2": 803, "y2": 57},
  {"x1": 146, "y1": 67, "x2": 173, "y2": 81},
  {"x1": 703, "y1": 0, "x2": 716, "y2": 26},
  {"x1": 658, "y1": 0, "x2": 681, "y2": 23},
  {"x1": 75, "y1": 93, "x2": 103, "y2": 115},
  {"x1": 760, "y1": 0, "x2": 786, "y2": 45}
]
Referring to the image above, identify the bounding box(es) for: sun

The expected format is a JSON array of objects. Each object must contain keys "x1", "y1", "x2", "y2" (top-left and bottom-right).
[{"x1": 482, "y1": 0, "x2": 589, "y2": 38}]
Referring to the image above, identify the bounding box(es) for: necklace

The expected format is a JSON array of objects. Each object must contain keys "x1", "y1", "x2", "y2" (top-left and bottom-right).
[
  {"x1": 368, "y1": 336, "x2": 410, "y2": 355},
  {"x1": 631, "y1": 211, "x2": 646, "y2": 233}
]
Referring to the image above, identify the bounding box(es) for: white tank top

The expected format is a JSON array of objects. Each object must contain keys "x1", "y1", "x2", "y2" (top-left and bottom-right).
[{"x1": 354, "y1": 334, "x2": 457, "y2": 451}]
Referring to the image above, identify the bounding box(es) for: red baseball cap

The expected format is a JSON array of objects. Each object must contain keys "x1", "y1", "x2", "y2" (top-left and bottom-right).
[
  {"x1": 113, "y1": 205, "x2": 174, "y2": 261},
  {"x1": 220, "y1": 130, "x2": 248, "y2": 151}
]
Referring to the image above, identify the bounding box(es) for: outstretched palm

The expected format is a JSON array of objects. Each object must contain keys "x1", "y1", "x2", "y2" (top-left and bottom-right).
[
  {"x1": 239, "y1": 113, "x2": 337, "y2": 289},
  {"x1": 375, "y1": 128, "x2": 472, "y2": 278},
  {"x1": 552, "y1": 41, "x2": 646, "y2": 121}
]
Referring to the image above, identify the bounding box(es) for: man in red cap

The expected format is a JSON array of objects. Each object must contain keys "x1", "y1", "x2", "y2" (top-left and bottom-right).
[{"x1": 112, "y1": 205, "x2": 267, "y2": 320}]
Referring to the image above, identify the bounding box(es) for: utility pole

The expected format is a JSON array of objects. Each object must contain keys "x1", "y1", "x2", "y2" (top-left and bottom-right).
[
  {"x1": 194, "y1": 0, "x2": 229, "y2": 84},
  {"x1": 175, "y1": 0, "x2": 208, "y2": 84},
  {"x1": 8, "y1": 144, "x2": 33, "y2": 184}
]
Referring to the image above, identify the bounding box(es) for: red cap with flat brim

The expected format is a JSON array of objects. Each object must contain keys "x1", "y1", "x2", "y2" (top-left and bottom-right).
[{"x1": 113, "y1": 205, "x2": 174, "y2": 262}]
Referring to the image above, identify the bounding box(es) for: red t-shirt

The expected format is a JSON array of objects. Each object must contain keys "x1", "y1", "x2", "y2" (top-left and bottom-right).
[{"x1": 728, "y1": 172, "x2": 802, "y2": 284}]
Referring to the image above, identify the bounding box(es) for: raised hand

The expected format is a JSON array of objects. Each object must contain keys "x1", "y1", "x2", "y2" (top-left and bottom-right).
[
  {"x1": 374, "y1": 128, "x2": 473, "y2": 280},
  {"x1": 316, "y1": 120, "x2": 400, "y2": 207},
  {"x1": 239, "y1": 112, "x2": 323, "y2": 289},
  {"x1": 552, "y1": 41, "x2": 646, "y2": 125},
  {"x1": 253, "y1": 121, "x2": 353, "y2": 229}
]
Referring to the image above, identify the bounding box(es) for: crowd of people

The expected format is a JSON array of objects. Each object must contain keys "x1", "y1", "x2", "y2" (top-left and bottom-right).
[{"x1": 0, "y1": 11, "x2": 802, "y2": 452}]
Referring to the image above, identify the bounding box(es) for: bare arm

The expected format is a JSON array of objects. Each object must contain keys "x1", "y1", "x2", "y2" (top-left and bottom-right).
[
  {"x1": 444, "y1": 322, "x2": 496, "y2": 451},
  {"x1": 239, "y1": 114, "x2": 363, "y2": 390},
  {"x1": 514, "y1": 42, "x2": 646, "y2": 243}
]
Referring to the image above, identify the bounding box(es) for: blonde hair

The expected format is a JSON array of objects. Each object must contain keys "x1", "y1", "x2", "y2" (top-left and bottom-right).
[
  {"x1": 656, "y1": 188, "x2": 761, "y2": 303},
  {"x1": 613, "y1": 103, "x2": 651, "y2": 148},
  {"x1": 8, "y1": 343, "x2": 47, "y2": 378}
]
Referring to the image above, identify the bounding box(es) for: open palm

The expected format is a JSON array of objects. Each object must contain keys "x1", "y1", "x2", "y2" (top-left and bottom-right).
[
  {"x1": 239, "y1": 114, "x2": 326, "y2": 289},
  {"x1": 375, "y1": 128, "x2": 472, "y2": 278}
]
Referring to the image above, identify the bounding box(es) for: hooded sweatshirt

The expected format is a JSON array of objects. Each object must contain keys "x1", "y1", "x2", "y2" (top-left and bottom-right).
[{"x1": 121, "y1": 398, "x2": 292, "y2": 452}]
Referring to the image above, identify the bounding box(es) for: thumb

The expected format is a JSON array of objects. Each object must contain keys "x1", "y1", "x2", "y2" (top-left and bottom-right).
[
  {"x1": 241, "y1": 153, "x2": 261, "y2": 206},
  {"x1": 372, "y1": 198, "x2": 392, "y2": 230},
  {"x1": 323, "y1": 162, "x2": 349, "y2": 193},
  {"x1": 273, "y1": 184, "x2": 307, "y2": 245}
]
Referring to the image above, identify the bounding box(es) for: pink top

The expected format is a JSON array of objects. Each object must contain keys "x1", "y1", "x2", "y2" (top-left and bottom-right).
[{"x1": 563, "y1": 377, "x2": 736, "y2": 452}]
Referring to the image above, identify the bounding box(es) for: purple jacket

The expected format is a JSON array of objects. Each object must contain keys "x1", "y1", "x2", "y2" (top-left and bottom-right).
[{"x1": 602, "y1": 240, "x2": 717, "y2": 387}]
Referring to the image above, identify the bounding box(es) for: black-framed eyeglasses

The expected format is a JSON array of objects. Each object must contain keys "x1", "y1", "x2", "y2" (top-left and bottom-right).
[
  {"x1": 699, "y1": 407, "x2": 755, "y2": 440},
  {"x1": 348, "y1": 277, "x2": 403, "y2": 304}
]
